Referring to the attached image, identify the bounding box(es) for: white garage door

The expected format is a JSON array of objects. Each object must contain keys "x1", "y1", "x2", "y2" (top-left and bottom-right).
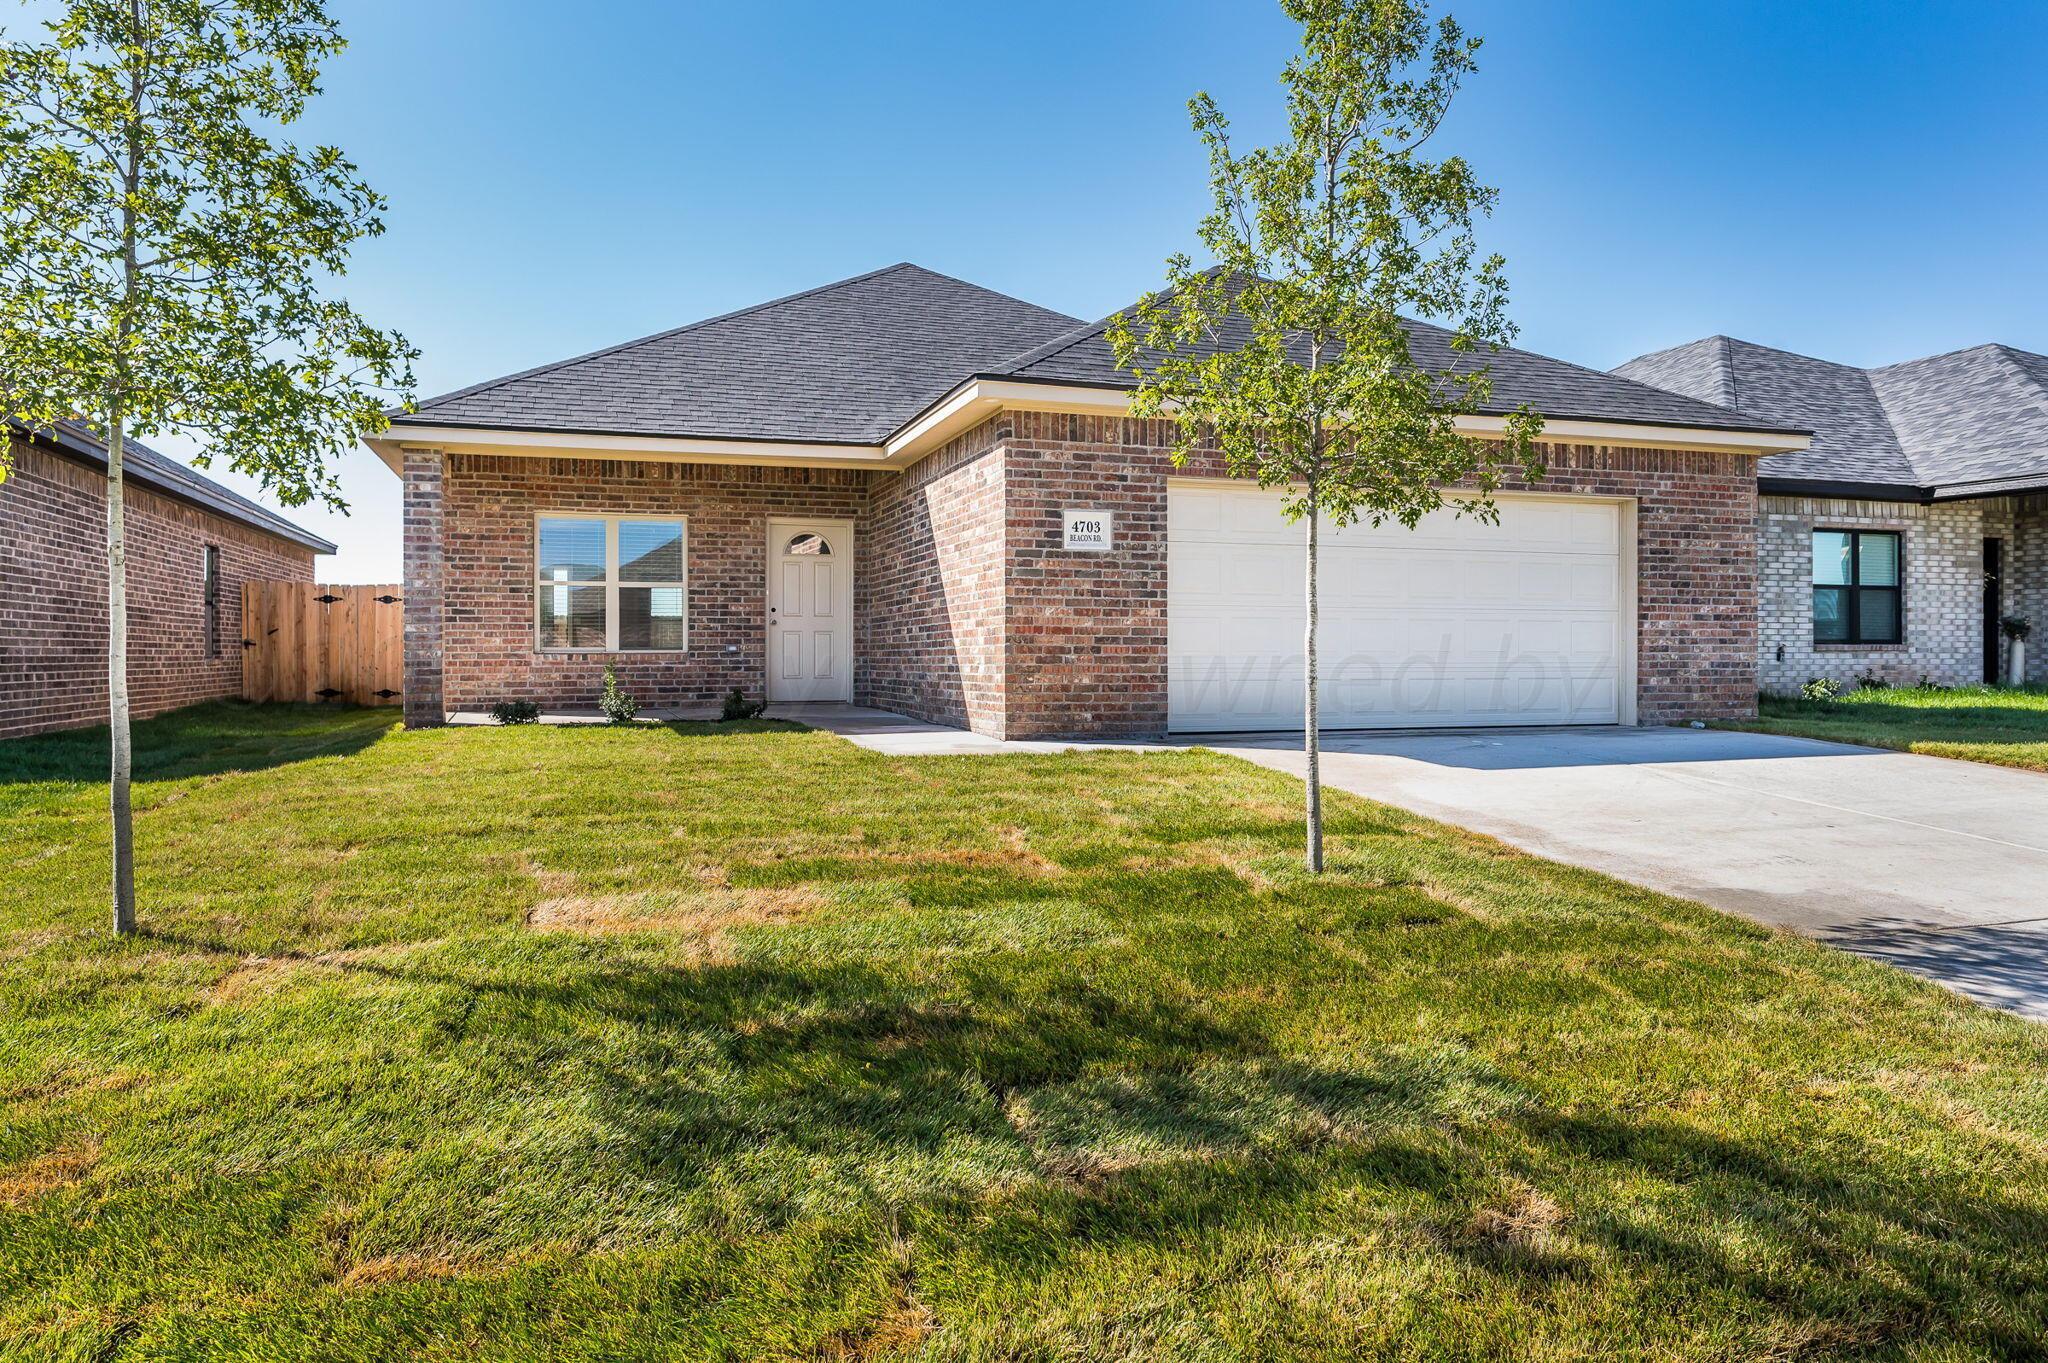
[{"x1": 1168, "y1": 482, "x2": 1624, "y2": 732}]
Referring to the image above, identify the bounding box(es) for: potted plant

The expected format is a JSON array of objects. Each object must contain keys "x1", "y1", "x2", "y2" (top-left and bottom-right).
[{"x1": 2002, "y1": 615, "x2": 2032, "y2": 687}]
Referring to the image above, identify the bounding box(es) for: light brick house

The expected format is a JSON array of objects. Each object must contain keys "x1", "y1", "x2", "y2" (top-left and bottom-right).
[
  {"x1": 1617, "y1": 338, "x2": 2048, "y2": 692},
  {"x1": 376, "y1": 264, "x2": 1814, "y2": 739},
  {"x1": 2, "y1": 420, "x2": 333, "y2": 739}
]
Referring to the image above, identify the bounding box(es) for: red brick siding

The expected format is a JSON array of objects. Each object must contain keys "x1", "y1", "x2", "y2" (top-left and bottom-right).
[
  {"x1": 863, "y1": 416, "x2": 1009, "y2": 734},
  {"x1": 1, "y1": 435, "x2": 317, "y2": 739},
  {"x1": 430, "y1": 452, "x2": 868, "y2": 713},
  {"x1": 404, "y1": 413, "x2": 1758, "y2": 736},
  {"x1": 995, "y1": 414, "x2": 1759, "y2": 736},
  {"x1": 1001, "y1": 414, "x2": 1172, "y2": 738}
]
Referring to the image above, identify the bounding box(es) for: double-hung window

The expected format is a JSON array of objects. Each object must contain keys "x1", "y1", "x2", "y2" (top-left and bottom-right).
[
  {"x1": 536, "y1": 515, "x2": 687, "y2": 652},
  {"x1": 1812, "y1": 529, "x2": 1901, "y2": 644}
]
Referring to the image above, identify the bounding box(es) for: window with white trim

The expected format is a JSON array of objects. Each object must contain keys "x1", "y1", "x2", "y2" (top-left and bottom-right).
[{"x1": 536, "y1": 515, "x2": 687, "y2": 651}]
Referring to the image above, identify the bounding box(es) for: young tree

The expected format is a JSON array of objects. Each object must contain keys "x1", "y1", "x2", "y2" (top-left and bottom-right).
[
  {"x1": 0, "y1": 0, "x2": 415, "y2": 934},
  {"x1": 1108, "y1": 0, "x2": 1542, "y2": 872}
]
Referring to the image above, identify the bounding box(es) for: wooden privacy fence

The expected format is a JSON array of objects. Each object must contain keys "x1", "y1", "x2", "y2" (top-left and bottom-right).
[{"x1": 242, "y1": 582, "x2": 403, "y2": 705}]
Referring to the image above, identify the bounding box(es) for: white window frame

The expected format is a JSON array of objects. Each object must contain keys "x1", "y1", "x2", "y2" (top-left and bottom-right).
[{"x1": 534, "y1": 512, "x2": 689, "y2": 653}]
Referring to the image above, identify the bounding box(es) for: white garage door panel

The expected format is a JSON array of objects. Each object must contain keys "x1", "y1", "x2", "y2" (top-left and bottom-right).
[{"x1": 1168, "y1": 484, "x2": 1623, "y2": 732}]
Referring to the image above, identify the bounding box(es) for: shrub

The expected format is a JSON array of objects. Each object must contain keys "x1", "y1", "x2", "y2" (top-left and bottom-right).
[
  {"x1": 598, "y1": 665, "x2": 639, "y2": 724},
  {"x1": 489, "y1": 700, "x2": 540, "y2": 725},
  {"x1": 1800, "y1": 677, "x2": 1840, "y2": 702},
  {"x1": 720, "y1": 687, "x2": 766, "y2": 722},
  {"x1": 1854, "y1": 669, "x2": 1891, "y2": 692},
  {"x1": 2002, "y1": 614, "x2": 2032, "y2": 642}
]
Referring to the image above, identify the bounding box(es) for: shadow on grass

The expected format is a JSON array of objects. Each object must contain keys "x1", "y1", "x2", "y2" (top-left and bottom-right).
[
  {"x1": 0, "y1": 700, "x2": 399, "y2": 786},
  {"x1": 139, "y1": 918, "x2": 2048, "y2": 1351}
]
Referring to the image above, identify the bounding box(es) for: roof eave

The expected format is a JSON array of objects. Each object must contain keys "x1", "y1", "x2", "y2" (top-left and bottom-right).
[
  {"x1": 376, "y1": 375, "x2": 1812, "y2": 477},
  {"x1": 12, "y1": 421, "x2": 337, "y2": 554}
]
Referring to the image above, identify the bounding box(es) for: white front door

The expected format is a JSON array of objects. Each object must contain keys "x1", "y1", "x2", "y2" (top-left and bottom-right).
[{"x1": 767, "y1": 519, "x2": 854, "y2": 703}]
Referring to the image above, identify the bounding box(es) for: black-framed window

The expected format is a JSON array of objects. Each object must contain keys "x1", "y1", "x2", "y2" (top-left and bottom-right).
[
  {"x1": 202, "y1": 545, "x2": 221, "y2": 657},
  {"x1": 1812, "y1": 530, "x2": 1901, "y2": 644}
]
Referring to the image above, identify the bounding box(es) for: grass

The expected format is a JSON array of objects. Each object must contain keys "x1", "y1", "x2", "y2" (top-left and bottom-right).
[
  {"x1": 1729, "y1": 684, "x2": 2048, "y2": 773},
  {"x1": 4, "y1": 702, "x2": 2048, "y2": 1360}
]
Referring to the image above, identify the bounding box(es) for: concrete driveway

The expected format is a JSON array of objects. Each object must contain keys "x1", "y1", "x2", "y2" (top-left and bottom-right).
[{"x1": 1214, "y1": 727, "x2": 2048, "y2": 1021}]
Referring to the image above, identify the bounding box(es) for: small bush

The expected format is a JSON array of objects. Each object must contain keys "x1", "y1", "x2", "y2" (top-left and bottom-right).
[
  {"x1": 1800, "y1": 677, "x2": 1840, "y2": 702},
  {"x1": 1854, "y1": 669, "x2": 1891, "y2": 692},
  {"x1": 489, "y1": 700, "x2": 540, "y2": 725},
  {"x1": 720, "y1": 687, "x2": 766, "y2": 722},
  {"x1": 2003, "y1": 614, "x2": 2032, "y2": 642},
  {"x1": 598, "y1": 665, "x2": 639, "y2": 724}
]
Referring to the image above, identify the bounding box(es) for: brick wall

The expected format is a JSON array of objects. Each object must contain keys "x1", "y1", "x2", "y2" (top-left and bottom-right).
[
  {"x1": 426, "y1": 452, "x2": 868, "y2": 714},
  {"x1": 995, "y1": 416, "x2": 1760, "y2": 736},
  {"x1": 403, "y1": 417, "x2": 1766, "y2": 736},
  {"x1": 2014, "y1": 498, "x2": 2048, "y2": 685},
  {"x1": 1757, "y1": 493, "x2": 2029, "y2": 692},
  {"x1": 864, "y1": 416, "x2": 1009, "y2": 734},
  {"x1": 401, "y1": 447, "x2": 446, "y2": 727},
  {"x1": 1, "y1": 435, "x2": 317, "y2": 739}
]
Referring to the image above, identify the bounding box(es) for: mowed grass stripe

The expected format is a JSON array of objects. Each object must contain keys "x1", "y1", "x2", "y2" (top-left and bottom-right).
[{"x1": 3, "y1": 702, "x2": 2046, "y2": 1360}]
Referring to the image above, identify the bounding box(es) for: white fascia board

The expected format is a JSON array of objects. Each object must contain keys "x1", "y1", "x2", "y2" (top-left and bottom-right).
[
  {"x1": 882, "y1": 379, "x2": 1811, "y2": 461},
  {"x1": 365, "y1": 385, "x2": 1811, "y2": 478},
  {"x1": 364, "y1": 424, "x2": 889, "y2": 477}
]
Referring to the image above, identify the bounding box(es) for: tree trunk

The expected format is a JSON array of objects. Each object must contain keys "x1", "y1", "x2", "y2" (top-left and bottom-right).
[
  {"x1": 107, "y1": 405, "x2": 136, "y2": 935},
  {"x1": 109, "y1": 5, "x2": 141, "y2": 936},
  {"x1": 1304, "y1": 500, "x2": 1324, "y2": 874}
]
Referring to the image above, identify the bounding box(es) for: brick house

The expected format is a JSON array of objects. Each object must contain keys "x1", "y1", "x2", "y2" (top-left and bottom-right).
[
  {"x1": 1617, "y1": 338, "x2": 2048, "y2": 692},
  {"x1": 374, "y1": 264, "x2": 1814, "y2": 739},
  {"x1": 2, "y1": 420, "x2": 333, "y2": 739}
]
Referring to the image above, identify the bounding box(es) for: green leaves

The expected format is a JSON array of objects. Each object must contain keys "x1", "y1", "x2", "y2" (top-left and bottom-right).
[
  {"x1": 1106, "y1": 0, "x2": 1542, "y2": 530},
  {"x1": 0, "y1": 0, "x2": 415, "y2": 503}
]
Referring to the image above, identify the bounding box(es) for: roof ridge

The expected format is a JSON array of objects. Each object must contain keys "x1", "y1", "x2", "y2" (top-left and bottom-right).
[
  {"x1": 1427, "y1": 319, "x2": 1764, "y2": 423},
  {"x1": 878, "y1": 263, "x2": 1084, "y2": 329},
  {"x1": 1984, "y1": 342, "x2": 2048, "y2": 429},
  {"x1": 1710, "y1": 334, "x2": 1865, "y2": 372},
  {"x1": 1616, "y1": 334, "x2": 1727, "y2": 366},
  {"x1": 1718, "y1": 335, "x2": 1738, "y2": 410},
  {"x1": 1869, "y1": 339, "x2": 2037, "y2": 374},
  {"x1": 994, "y1": 265, "x2": 1232, "y2": 376},
  {"x1": 1007, "y1": 290, "x2": 1776, "y2": 428},
  {"x1": 991, "y1": 311, "x2": 1119, "y2": 374},
  {"x1": 407, "y1": 262, "x2": 932, "y2": 415}
]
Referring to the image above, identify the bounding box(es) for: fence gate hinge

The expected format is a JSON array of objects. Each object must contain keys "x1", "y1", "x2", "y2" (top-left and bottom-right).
[
  {"x1": 315, "y1": 593, "x2": 343, "y2": 604},
  {"x1": 374, "y1": 593, "x2": 402, "y2": 605}
]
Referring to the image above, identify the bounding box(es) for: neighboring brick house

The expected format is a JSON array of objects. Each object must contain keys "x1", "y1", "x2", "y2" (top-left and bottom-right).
[
  {"x1": 374, "y1": 264, "x2": 1811, "y2": 739},
  {"x1": 2, "y1": 420, "x2": 334, "y2": 739},
  {"x1": 1616, "y1": 338, "x2": 2048, "y2": 692}
]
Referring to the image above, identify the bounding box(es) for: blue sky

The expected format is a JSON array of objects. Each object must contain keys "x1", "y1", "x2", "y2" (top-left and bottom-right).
[{"x1": 96, "y1": 0, "x2": 2048, "y2": 581}]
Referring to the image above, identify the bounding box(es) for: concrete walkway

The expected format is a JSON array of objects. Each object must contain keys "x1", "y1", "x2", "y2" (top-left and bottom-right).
[{"x1": 793, "y1": 705, "x2": 2048, "y2": 1021}]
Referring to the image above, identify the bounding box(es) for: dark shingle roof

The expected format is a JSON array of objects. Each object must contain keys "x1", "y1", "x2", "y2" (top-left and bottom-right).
[
  {"x1": 395, "y1": 263, "x2": 1804, "y2": 449},
  {"x1": 991, "y1": 290, "x2": 1799, "y2": 434},
  {"x1": 394, "y1": 263, "x2": 1086, "y2": 444},
  {"x1": 14, "y1": 419, "x2": 335, "y2": 553},
  {"x1": 1615, "y1": 337, "x2": 2048, "y2": 494}
]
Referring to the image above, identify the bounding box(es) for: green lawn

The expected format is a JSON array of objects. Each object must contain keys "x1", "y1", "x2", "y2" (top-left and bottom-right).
[
  {"x1": 1730, "y1": 684, "x2": 2048, "y2": 773},
  {"x1": 5, "y1": 703, "x2": 2048, "y2": 1360}
]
